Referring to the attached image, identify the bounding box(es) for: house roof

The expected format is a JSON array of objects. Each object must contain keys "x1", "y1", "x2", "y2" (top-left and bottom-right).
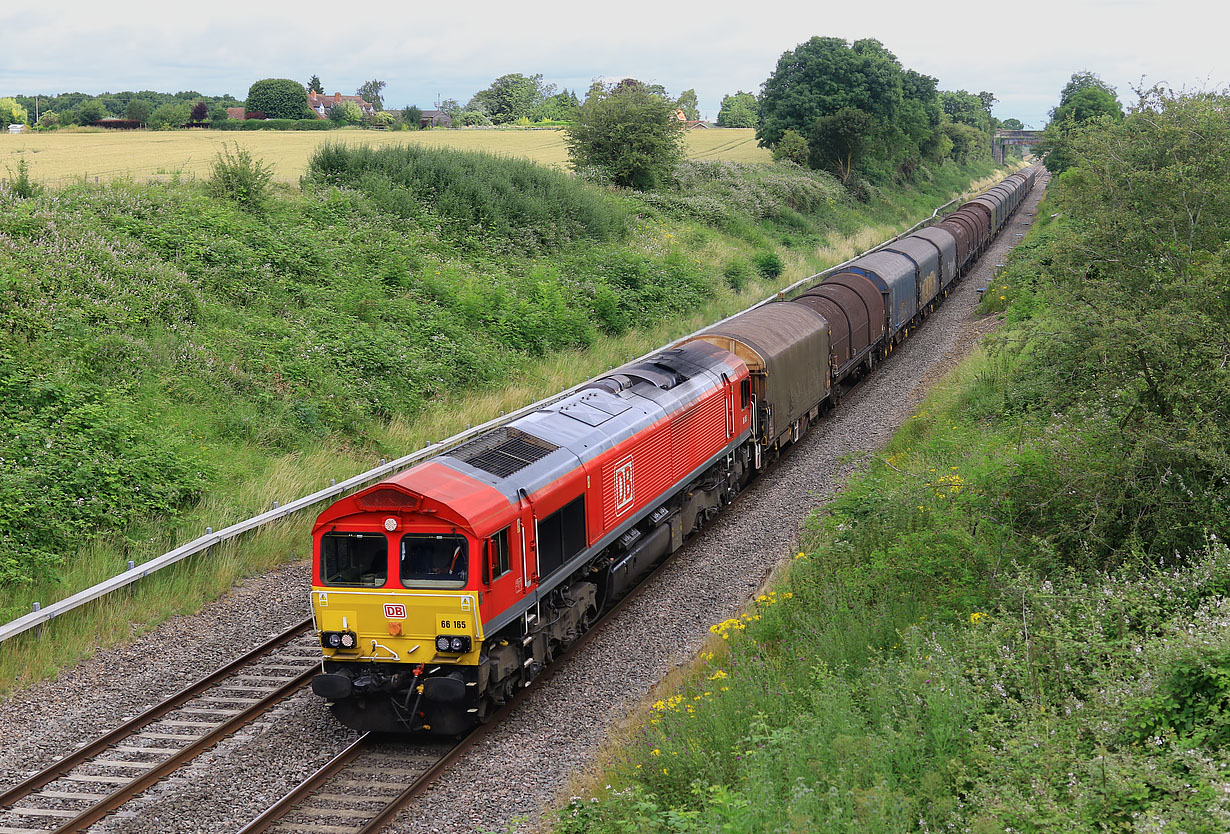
[
  {"x1": 226, "y1": 107, "x2": 245, "y2": 120},
  {"x1": 308, "y1": 91, "x2": 375, "y2": 111}
]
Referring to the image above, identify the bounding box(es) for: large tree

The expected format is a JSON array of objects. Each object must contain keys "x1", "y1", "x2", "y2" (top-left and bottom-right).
[
  {"x1": 564, "y1": 78, "x2": 684, "y2": 190},
  {"x1": 307, "y1": 74, "x2": 324, "y2": 94},
  {"x1": 717, "y1": 91, "x2": 758, "y2": 128},
  {"x1": 125, "y1": 99, "x2": 153, "y2": 125},
  {"x1": 755, "y1": 36, "x2": 948, "y2": 182},
  {"x1": 809, "y1": 107, "x2": 874, "y2": 183},
  {"x1": 756, "y1": 36, "x2": 906, "y2": 149},
  {"x1": 246, "y1": 78, "x2": 311, "y2": 120},
  {"x1": 468, "y1": 73, "x2": 552, "y2": 124},
  {"x1": 1, "y1": 97, "x2": 29, "y2": 125},
  {"x1": 675, "y1": 89, "x2": 700, "y2": 121},
  {"x1": 356, "y1": 79, "x2": 386, "y2": 111},
  {"x1": 1038, "y1": 71, "x2": 1124, "y2": 173}
]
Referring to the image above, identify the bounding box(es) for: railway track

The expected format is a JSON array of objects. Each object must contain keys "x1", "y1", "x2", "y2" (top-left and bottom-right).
[
  {"x1": 237, "y1": 536, "x2": 693, "y2": 834},
  {"x1": 0, "y1": 617, "x2": 317, "y2": 834}
]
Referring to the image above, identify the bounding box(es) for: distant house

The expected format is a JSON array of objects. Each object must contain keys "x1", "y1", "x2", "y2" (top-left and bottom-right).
[
  {"x1": 226, "y1": 107, "x2": 246, "y2": 120},
  {"x1": 420, "y1": 110, "x2": 453, "y2": 128},
  {"x1": 308, "y1": 91, "x2": 376, "y2": 120},
  {"x1": 683, "y1": 120, "x2": 711, "y2": 129},
  {"x1": 8, "y1": 124, "x2": 28, "y2": 134}
]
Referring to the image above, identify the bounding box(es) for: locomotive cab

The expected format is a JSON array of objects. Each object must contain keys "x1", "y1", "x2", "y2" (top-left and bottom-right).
[{"x1": 310, "y1": 479, "x2": 503, "y2": 734}]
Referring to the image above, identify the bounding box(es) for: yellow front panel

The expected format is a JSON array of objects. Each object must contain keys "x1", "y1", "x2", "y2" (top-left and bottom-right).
[{"x1": 312, "y1": 587, "x2": 484, "y2": 665}]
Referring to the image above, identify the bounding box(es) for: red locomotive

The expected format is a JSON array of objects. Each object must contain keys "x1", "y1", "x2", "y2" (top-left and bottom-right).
[{"x1": 309, "y1": 167, "x2": 1040, "y2": 734}]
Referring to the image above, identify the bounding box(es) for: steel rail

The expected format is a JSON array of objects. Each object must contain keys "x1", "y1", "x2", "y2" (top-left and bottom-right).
[
  {"x1": 235, "y1": 502, "x2": 721, "y2": 834},
  {"x1": 0, "y1": 618, "x2": 317, "y2": 833},
  {"x1": 0, "y1": 169, "x2": 1026, "y2": 646}
]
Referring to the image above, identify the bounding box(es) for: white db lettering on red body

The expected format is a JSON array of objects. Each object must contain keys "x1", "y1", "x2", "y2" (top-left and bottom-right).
[{"x1": 614, "y1": 456, "x2": 635, "y2": 515}]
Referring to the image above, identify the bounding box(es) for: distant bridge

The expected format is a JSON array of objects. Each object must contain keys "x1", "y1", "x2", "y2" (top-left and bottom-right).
[{"x1": 992, "y1": 129, "x2": 1044, "y2": 163}]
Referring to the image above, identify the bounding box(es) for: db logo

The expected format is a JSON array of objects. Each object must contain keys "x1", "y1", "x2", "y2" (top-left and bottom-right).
[
  {"x1": 383, "y1": 603, "x2": 407, "y2": 620},
  {"x1": 614, "y1": 456, "x2": 635, "y2": 514}
]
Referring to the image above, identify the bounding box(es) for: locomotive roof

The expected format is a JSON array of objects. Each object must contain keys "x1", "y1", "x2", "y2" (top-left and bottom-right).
[{"x1": 433, "y1": 340, "x2": 741, "y2": 502}]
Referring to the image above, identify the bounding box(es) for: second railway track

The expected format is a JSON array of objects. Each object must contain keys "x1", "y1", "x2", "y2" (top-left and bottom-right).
[{"x1": 0, "y1": 618, "x2": 317, "y2": 834}]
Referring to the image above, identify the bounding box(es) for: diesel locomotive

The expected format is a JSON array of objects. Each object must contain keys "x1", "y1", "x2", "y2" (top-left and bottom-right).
[{"x1": 308, "y1": 166, "x2": 1041, "y2": 734}]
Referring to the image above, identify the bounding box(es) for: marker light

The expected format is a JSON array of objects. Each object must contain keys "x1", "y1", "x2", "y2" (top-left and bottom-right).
[{"x1": 384, "y1": 517, "x2": 398, "y2": 531}]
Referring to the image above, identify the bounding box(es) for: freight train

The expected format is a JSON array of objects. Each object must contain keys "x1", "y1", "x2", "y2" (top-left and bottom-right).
[{"x1": 308, "y1": 166, "x2": 1041, "y2": 734}]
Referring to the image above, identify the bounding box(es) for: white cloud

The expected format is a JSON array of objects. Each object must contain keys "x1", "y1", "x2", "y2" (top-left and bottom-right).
[{"x1": 1, "y1": 0, "x2": 1226, "y2": 128}]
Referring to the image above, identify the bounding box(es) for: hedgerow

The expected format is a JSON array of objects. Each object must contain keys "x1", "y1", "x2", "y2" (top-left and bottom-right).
[{"x1": 304, "y1": 142, "x2": 628, "y2": 254}]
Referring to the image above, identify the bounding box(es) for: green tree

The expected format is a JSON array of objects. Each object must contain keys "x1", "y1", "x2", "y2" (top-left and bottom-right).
[
  {"x1": 148, "y1": 102, "x2": 189, "y2": 129},
  {"x1": 0, "y1": 97, "x2": 29, "y2": 125},
  {"x1": 209, "y1": 104, "x2": 231, "y2": 124},
  {"x1": 126, "y1": 99, "x2": 153, "y2": 125},
  {"x1": 402, "y1": 105, "x2": 423, "y2": 128},
  {"x1": 1057, "y1": 71, "x2": 1118, "y2": 112},
  {"x1": 565, "y1": 78, "x2": 685, "y2": 190},
  {"x1": 328, "y1": 101, "x2": 363, "y2": 125},
  {"x1": 942, "y1": 122, "x2": 985, "y2": 164},
  {"x1": 1001, "y1": 118, "x2": 1025, "y2": 130},
  {"x1": 809, "y1": 107, "x2": 874, "y2": 182},
  {"x1": 675, "y1": 89, "x2": 700, "y2": 121},
  {"x1": 469, "y1": 73, "x2": 552, "y2": 124},
  {"x1": 756, "y1": 36, "x2": 940, "y2": 182},
  {"x1": 716, "y1": 91, "x2": 758, "y2": 128},
  {"x1": 939, "y1": 90, "x2": 991, "y2": 133},
  {"x1": 533, "y1": 89, "x2": 579, "y2": 122},
  {"x1": 758, "y1": 37, "x2": 905, "y2": 149},
  {"x1": 246, "y1": 78, "x2": 311, "y2": 120},
  {"x1": 439, "y1": 99, "x2": 462, "y2": 120},
  {"x1": 1037, "y1": 71, "x2": 1124, "y2": 174},
  {"x1": 356, "y1": 79, "x2": 386, "y2": 111},
  {"x1": 77, "y1": 99, "x2": 107, "y2": 125},
  {"x1": 307, "y1": 74, "x2": 324, "y2": 94}
]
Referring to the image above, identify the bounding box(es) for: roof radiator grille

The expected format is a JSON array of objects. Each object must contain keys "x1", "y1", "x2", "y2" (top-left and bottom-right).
[{"x1": 447, "y1": 426, "x2": 559, "y2": 478}]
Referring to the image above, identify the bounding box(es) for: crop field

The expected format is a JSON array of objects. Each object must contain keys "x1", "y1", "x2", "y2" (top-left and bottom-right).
[{"x1": 0, "y1": 127, "x2": 769, "y2": 187}]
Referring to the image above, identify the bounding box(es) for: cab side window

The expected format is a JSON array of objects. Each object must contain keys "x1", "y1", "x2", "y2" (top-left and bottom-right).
[{"x1": 492, "y1": 527, "x2": 511, "y2": 578}]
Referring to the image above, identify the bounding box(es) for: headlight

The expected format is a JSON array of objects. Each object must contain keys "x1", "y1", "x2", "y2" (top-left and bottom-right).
[
  {"x1": 434, "y1": 634, "x2": 471, "y2": 654},
  {"x1": 321, "y1": 631, "x2": 357, "y2": 651}
]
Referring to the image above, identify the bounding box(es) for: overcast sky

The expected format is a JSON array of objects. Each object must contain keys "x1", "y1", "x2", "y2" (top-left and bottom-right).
[{"x1": 2, "y1": 0, "x2": 1225, "y2": 129}]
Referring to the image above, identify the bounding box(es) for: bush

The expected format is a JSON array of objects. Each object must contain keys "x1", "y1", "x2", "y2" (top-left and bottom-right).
[
  {"x1": 771, "y1": 129, "x2": 810, "y2": 166},
  {"x1": 77, "y1": 99, "x2": 107, "y2": 125},
  {"x1": 723, "y1": 257, "x2": 750, "y2": 290},
  {"x1": 149, "y1": 102, "x2": 189, "y2": 130},
  {"x1": 753, "y1": 250, "x2": 784, "y2": 279},
  {"x1": 207, "y1": 143, "x2": 274, "y2": 207},
  {"x1": 245, "y1": 78, "x2": 311, "y2": 120},
  {"x1": 2, "y1": 158, "x2": 42, "y2": 199},
  {"x1": 304, "y1": 142, "x2": 627, "y2": 253},
  {"x1": 214, "y1": 118, "x2": 331, "y2": 131}
]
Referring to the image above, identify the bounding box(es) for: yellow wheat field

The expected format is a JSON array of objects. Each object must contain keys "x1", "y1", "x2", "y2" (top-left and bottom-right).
[{"x1": 0, "y1": 127, "x2": 770, "y2": 187}]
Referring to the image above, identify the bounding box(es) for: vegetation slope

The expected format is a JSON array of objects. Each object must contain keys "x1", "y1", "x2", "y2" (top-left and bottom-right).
[{"x1": 556, "y1": 90, "x2": 1230, "y2": 833}]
